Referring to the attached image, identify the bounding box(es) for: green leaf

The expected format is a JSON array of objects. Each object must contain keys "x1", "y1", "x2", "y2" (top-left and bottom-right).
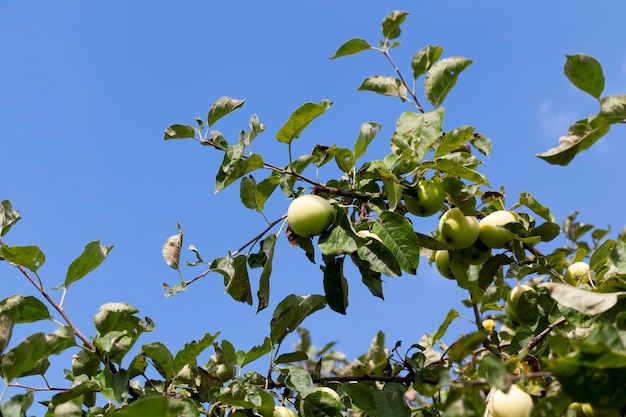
[
  {"x1": 539, "y1": 282, "x2": 625, "y2": 315},
  {"x1": 589, "y1": 239, "x2": 616, "y2": 270},
  {"x1": 434, "y1": 125, "x2": 475, "y2": 158},
  {"x1": 358, "y1": 76, "x2": 407, "y2": 101},
  {"x1": 276, "y1": 100, "x2": 332, "y2": 144},
  {"x1": 356, "y1": 238, "x2": 402, "y2": 277},
  {"x1": 239, "y1": 176, "x2": 259, "y2": 211},
  {"x1": 1, "y1": 327, "x2": 75, "y2": 382},
  {"x1": 64, "y1": 240, "x2": 114, "y2": 287},
  {"x1": 371, "y1": 211, "x2": 420, "y2": 274},
  {"x1": 344, "y1": 383, "x2": 377, "y2": 416},
  {"x1": 376, "y1": 167, "x2": 401, "y2": 211},
  {"x1": 329, "y1": 147, "x2": 355, "y2": 173},
  {"x1": 392, "y1": 109, "x2": 444, "y2": 162},
  {"x1": 431, "y1": 309, "x2": 460, "y2": 344},
  {"x1": 173, "y1": 332, "x2": 219, "y2": 374},
  {"x1": 300, "y1": 388, "x2": 344, "y2": 417},
  {"x1": 1, "y1": 391, "x2": 34, "y2": 417},
  {"x1": 211, "y1": 255, "x2": 253, "y2": 305},
  {"x1": 381, "y1": 10, "x2": 410, "y2": 41},
  {"x1": 215, "y1": 153, "x2": 264, "y2": 193},
  {"x1": 0, "y1": 200, "x2": 21, "y2": 237},
  {"x1": 93, "y1": 302, "x2": 140, "y2": 334},
  {"x1": 354, "y1": 122, "x2": 381, "y2": 160},
  {"x1": 411, "y1": 44, "x2": 444, "y2": 79},
  {"x1": 0, "y1": 295, "x2": 51, "y2": 324},
  {"x1": 96, "y1": 368, "x2": 129, "y2": 403},
  {"x1": 421, "y1": 158, "x2": 490, "y2": 186},
  {"x1": 599, "y1": 95, "x2": 626, "y2": 123},
  {"x1": 516, "y1": 192, "x2": 555, "y2": 222},
  {"x1": 322, "y1": 256, "x2": 349, "y2": 314},
  {"x1": 274, "y1": 351, "x2": 308, "y2": 364},
  {"x1": 469, "y1": 132, "x2": 492, "y2": 157},
  {"x1": 242, "y1": 337, "x2": 272, "y2": 367},
  {"x1": 110, "y1": 395, "x2": 187, "y2": 417},
  {"x1": 270, "y1": 294, "x2": 327, "y2": 344},
  {"x1": 330, "y1": 38, "x2": 371, "y2": 59},
  {"x1": 163, "y1": 124, "x2": 196, "y2": 140},
  {"x1": 564, "y1": 53, "x2": 604, "y2": 99},
  {"x1": 282, "y1": 366, "x2": 314, "y2": 395},
  {"x1": 424, "y1": 56, "x2": 473, "y2": 108},
  {"x1": 447, "y1": 332, "x2": 486, "y2": 363},
  {"x1": 256, "y1": 234, "x2": 277, "y2": 313},
  {"x1": 371, "y1": 383, "x2": 411, "y2": 417},
  {"x1": 142, "y1": 342, "x2": 174, "y2": 380},
  {"x1": 536, "y1": 117, "x2": 611, "y2": 165},
  {"x1": 0, "y1": 245, "x2": 45, "y2": 272},
  {"x1": 207, "y1": 96, "x2": 245, "y2": 127}
]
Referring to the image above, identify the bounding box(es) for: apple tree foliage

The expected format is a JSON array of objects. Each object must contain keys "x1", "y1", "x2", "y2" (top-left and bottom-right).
[{"x1": 2, "y1": 10, "x2": 626, "y2": 417}]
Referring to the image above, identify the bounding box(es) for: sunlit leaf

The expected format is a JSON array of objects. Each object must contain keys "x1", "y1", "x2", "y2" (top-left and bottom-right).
[
  {"x1": 564, "y1": 53, "x2": 604, "y2": 99},
  {"x1": 447, "y1": 332, "x2": 486, "y2": 363},
  {"x1": 65, "y1": 240, "x2": 114, "y2": 287},
  {"x1": 589, "y1": 239, "x2": 616, "y2": 270},
  {"x1": 371, "y1": 211, "x2": 419, "y2": 274},
  {"x1": 344, "y1": 383, "x2": 377, "y2": 416},
  {"x1": 207, "y1": 96, "x2": 246, "y2": 127},
  {"x1": 0, "y1": 245, "x2": 45, "y2": 272},
  {"x1": 516, "y1": 192, "x2": 555, "y2": 222},
  {"x1": 276, "y1": 100, "x2": 332, "y2": 144},
  {"x1": 421, "y1": 158, "x2": 489, "y2": 186},
  {"x1": 163, "y1": 124, "x2": 195, "y2": 140},
  {"x1": 142, "y1": 342, "x2": 174, "y2": 380},
  {"x1": 371, "y1": 383, "x2": 411, "y2": 417},
  {"x1": 330, "y1": 38, "x2": 371, "y2": 59},
  {"x1": 434, "y1": 125, "x2": 475, "y2": 157},
  {"x1": 358, "y1": 76, "x2": 407, "y2": 101},
  {"x1": 110, "y1": 395, "x2": 187, "y2": 417},
  {"x1": 256, "y1": 234, "x2": 277, "y2": 313},
  {"x1": 354, "y1": 122, "x2": 381, "y2": 160},
  {"x1": 1, "y1": 391, "x2": 34, "y2": 417},
  {"x1": 599, "y1": 95, "x2": 626, "y2": 123},
  {"x1": 215, "y1": 154, "x2": 264, "y2": 193},
  {"x1": 539, "y1": 282, "x2": 625, "y2": 315},
  {"x1": 411, "y1": 44, "x2": 444, "y2": 80},
  {"x1": 432, "y1": 309, "x2": 460, "y2": 343},
  {"x1": 0, "y1": 200, "x2": 21, "y2": 237},
  {"x1": 536, "y1": 117, "x2": 611, "y2": 165},
  {"x1": 381, "y1": 10, "x2": 410, "y2": 41},
  {"x1": 242, "y1": 337, "x2": 272, "y2": 367},
  {"x1": 424, "y1": 56, "x2": 473, "y2": 108}
]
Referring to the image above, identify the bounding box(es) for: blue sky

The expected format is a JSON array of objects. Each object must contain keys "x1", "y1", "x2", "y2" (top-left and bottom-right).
[{"x1": 2, "y1": 0, "x2": 626, "y2": 404}]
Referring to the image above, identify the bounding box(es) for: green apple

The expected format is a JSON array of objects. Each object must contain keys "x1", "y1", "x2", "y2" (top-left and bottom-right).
[
  {"x1": 504, "y1": 284, "x2": 538, "y2": 325},
  {"x1": 459, "y1": 240, "x2": 492, "y2": 265},
  {"x1": 404, "y1": 179, "x2": 446, "y2": 217},
  {"x1": 438, "y1": 207, "x2": 480, "y2": 249},
  {"x1": 434, "y1": 250, "x2": 455, "y2": 280},
  {"x1": 356, "y1": 229, "x2": 383, "y2": 243},
  {"x1": 287, "y1": 194, "x2": 334, "y2": 237},
  {"x1": 487, "y1": 384, "x2": 534, "y2": 417},
  {"x1": 568, "y1": 402, "x2": 594, "y2": 417},
  {"x1": 273, "y1": 405, "x2": 298, "y2": 417},
  {"x1": 564, "y1": 261, "x2": 590, "y2": 285},
  {"x1": 478, "y1": 210, "x2": 517, "y2": 248},
  {"x1": 299, "y1": 387, "x2": 342, "y2": 417}
]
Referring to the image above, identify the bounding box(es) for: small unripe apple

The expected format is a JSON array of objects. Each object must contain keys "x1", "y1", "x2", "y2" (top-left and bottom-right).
[
  {"x1": 438, "y1": 207, "x2": 480, "y2": 249},
  {"x1": 356, "y1": 229, "x2": 383, "y2": 243},
  {"x1": 568, "y1": 402, "x2": 594, "y2": 417},
  {"x1": 564, "y1": 261, "x2": 591, "y2": 285},
  {"x1": 273, "y1": 405, "x2": 298, "y2": 417},
  {"x1": 478, "y1": 210, "x2": 517, "y2": 248},
  {"x1": 404, "y1": 179, "x2": 446, "y2": 217},
  {"x1": 459, "y1": 240, "x2": 492, "y2": 265},
  {"x1": 287, "y1": 194, "x2": 334, "y2": 237},
  {"x1": 504, "y1": 284, "x2": 538, "y2": 325},
  {"x1": 487, "y1": 384, "x2": 534, "y2": 417},
  {"x1": 434, "y1": 250, "x2": 455, "y2": 280}
]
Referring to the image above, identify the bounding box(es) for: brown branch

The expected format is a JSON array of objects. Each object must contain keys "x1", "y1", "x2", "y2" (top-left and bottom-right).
[{"x1": 516, "y1": 316, "x2": 567, "y2": 356}]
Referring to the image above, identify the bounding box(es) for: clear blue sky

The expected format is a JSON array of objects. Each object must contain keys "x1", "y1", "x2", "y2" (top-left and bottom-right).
[{"x1": 1, "y1": 0, "x2": 626, "y2": 405}]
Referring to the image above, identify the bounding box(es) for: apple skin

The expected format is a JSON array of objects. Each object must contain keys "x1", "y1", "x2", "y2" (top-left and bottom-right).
[
  {"x1": 478, "y1": 210, "x2": 517, "y2": 248},
  {"x1": 459, "y1": 240, "x2": 492, "y2": 265},
  {"x1": 564, "y1": 261, "x2": 590, "y2": 285},
  {"x1": 287, "y1": 194, "x2": 334, "y2": 237},
  {"x1": 404, "y1": 179, "x2": 446, "y2": 217},
  {"x1": 438, "y1": 207, "x2": 480, "y2": 249},
  {"x1": 434, "y1": 250, "x2": 455, "y2": 280},
  {"x1": 488, "y1": 384, "x2": 534, "y2": 417},
  {"x1": 568, "y1": 402, "x2": 594, "y2": 417},
  {"x1": 273, "y1": 406, "x2": 298, "y2": 417},
  {"x1": 504, "y1": 284, "x2": 538, "y2": 325}
]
